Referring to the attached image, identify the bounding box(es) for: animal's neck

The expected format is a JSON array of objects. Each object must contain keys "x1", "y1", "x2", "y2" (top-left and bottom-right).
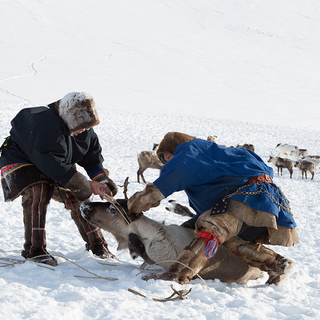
[{"x1": 129, "y1": 215, "x2": 163, "y2": 235}]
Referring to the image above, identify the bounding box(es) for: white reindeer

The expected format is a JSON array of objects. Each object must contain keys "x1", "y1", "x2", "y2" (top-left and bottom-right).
[
  {"x1": 275, "y1": 143, "x2": 298, "y2": 154},
  {"x1": 291, "y1": 149, "x2": 308, "y2": 160}
]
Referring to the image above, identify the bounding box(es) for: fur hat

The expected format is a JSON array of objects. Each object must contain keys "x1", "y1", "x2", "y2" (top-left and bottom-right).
[
  {"x1": 157, "y1": 132, "x2": 196, "y2": 164},
  {"x1": 55, "y1": 92, "x2": 100, "y2": 134}
]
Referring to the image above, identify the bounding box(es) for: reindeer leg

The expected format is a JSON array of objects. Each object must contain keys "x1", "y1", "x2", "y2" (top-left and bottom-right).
[
  {"x1": 137, "y1": 170, "x2": 140, "y2": 183},
  {"x1": 166, "y1": 200, "x2": 195, "y2": 218},
  {"x1": 122, "y1": 177, "x2": 129, "y2": 200},
  {"x1": 141, "y1": 172, "x2": 147, "y2": 184}
]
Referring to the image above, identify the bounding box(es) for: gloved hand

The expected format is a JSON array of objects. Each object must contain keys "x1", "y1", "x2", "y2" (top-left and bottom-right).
[{"x1": 127, "y1": 183, "x2": 164, "y2": 213}]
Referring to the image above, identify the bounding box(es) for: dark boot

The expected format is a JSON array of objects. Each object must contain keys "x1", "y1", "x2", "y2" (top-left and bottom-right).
[
  {"x1": 52, "y1": 188, "x2": 115, "y2": 259},
  {"x1": 223, "y1": 237, "x2": 296, "y2": 285},
  {"x1": 84, "y1": 228, "x2": 115, "y2": 259},
  {"x1": 21, "y1": 183, "x2": 58, "y2": 266}
]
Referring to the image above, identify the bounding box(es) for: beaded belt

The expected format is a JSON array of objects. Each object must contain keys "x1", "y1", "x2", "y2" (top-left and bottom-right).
[{"x1": 245, "y1": 174, "x2": 273, "y2": 186}]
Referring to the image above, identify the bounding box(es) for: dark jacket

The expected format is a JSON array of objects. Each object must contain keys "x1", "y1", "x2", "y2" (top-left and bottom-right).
[{"x1": 0, "y1": 103, "x2": 103, "y2": 187}]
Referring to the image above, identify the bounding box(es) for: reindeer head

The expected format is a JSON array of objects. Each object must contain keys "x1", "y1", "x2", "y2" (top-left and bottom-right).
[
  {"x1": 267, "y1": 155, "x2": 274, "y2": 163},
  {"x1": 80, "y1": 199, "x2": 143, "y2": 250}
]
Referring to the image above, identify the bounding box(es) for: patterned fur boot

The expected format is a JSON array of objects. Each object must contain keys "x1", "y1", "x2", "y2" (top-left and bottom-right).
[{"x1": 223, "y1": 237, "x2": 296, "y2": 285}]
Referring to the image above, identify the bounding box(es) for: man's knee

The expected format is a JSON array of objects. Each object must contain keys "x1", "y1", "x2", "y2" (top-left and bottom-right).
[{"x1": 195, "y1": 210, "x2": 243, "y2": 244}]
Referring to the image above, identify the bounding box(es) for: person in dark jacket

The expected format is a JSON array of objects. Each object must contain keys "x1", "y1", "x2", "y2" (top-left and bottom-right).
[
  {"x1": 0, "y1": 92, "x2": 118, "y2": 266},
  {"x1": 128, "y1": 132, "x2": 299, "y2": 285}
]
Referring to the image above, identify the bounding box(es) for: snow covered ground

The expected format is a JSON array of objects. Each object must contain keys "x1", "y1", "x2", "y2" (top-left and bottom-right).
[{"x1": 0, "y1": 1, "x2": 319, "y2": 319}]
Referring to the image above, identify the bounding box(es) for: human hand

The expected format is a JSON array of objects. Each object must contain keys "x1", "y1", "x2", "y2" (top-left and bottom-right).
[
  {"x1": 89, "y1": 181, "x2": 113, "y2": 199},
  {"x1": 142, "y1": 205, "x2": 152, "y2": 212}
]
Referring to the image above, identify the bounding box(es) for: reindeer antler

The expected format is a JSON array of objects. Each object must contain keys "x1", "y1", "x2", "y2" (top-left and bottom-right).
[{"x1": 118, "y1": 177, "x2": 130, "y2": 199}]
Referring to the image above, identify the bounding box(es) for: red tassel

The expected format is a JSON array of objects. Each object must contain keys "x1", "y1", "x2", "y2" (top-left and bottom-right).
[
  {"x1": 197, "y1": 231, "x2": 219, "y2": 259},
  {"x1": 197, "y1": 231, "x2": 219, "y2": 246}
]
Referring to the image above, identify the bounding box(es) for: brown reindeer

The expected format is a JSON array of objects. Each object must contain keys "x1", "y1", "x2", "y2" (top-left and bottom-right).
[
  {"x1": 294, "y1": 160, "x2": 315, "y2": 180},
  {"x1": 80, "y1": 199, "x2": 263, "y2": 285},
  {"x1": 301, "y1": 157, "x2": 320, "y2": 170},
  {"x1": 268, "y1": 156, "x2": 294, "y2": 178},
  {"x1": 207, "y1": 135, "x2": 230, "y2": 148},
  {"x1": 137, "y1": 143, "x2": 163, "y2": 183},
  {"x1": 235, "y1": 143, "x2": 255, "y2": 152},
  {"x1": 207, "y1": 135, "x2": 218, "y2": 142}
]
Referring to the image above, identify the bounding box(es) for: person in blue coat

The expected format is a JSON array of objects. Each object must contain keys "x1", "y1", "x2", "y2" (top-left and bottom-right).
[{"x1": 128, "y1": 132, "x2": 299, "y2": 285}]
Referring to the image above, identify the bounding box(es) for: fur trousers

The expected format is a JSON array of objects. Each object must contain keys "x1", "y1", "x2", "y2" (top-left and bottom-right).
[
  {"x1": 21, "y1": 182, "x2": 114, "y2": 260},
  {"x1": 21, "y1": 183, "x2": 53, "y2": 259}
]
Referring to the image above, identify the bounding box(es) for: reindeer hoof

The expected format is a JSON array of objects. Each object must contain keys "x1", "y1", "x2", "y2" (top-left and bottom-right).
[
  {"x1": 142, "y1": 270, "x2": 191, "y2": 284},
  {"x1": 165, "y1": 200, "x2": 176, "y2": 212},
  {"x1": 141, "y1": 273, "x2": 160, "y2": 281},
  {"x1": 142, "y1": 271, "x2": 177, "y2": 282}
]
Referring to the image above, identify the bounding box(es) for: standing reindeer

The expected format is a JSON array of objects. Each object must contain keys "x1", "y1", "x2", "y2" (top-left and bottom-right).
[
  {"x1": 268, "y1": 156, "x2": 294, "y2": 179},
  {"x1": 137, "y1": 143, "x2": 163, "y2": 183},
  {"x1": 275, "y1": 143, "x2": 298, "y2": 154},
  {"x1": 294, "y1": 160, "x2": 315, "y2": 180}
]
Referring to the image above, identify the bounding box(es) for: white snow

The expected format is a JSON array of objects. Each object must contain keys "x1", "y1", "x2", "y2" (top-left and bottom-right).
[{"x1": 0, "y1": 1, "x2": 320, "y2": 319}]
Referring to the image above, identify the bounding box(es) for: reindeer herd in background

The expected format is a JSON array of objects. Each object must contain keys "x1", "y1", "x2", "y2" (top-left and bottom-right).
[
  {"x1": 136, "y1": 138, "x2": 320, "y2": 184},
  {"x1": 269, "y1": 143, "x2": 320, "y2": 180}
]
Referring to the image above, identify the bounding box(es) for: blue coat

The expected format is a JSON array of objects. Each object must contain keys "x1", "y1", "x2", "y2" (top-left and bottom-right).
[{"x1": 154, "y1": 139, "x2": 296, "y2": 229}]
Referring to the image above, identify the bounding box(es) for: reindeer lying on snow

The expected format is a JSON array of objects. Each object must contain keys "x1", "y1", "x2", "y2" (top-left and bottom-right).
[{"x1": 80, "y1": 199, "x2": 263, "y2": 285}]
